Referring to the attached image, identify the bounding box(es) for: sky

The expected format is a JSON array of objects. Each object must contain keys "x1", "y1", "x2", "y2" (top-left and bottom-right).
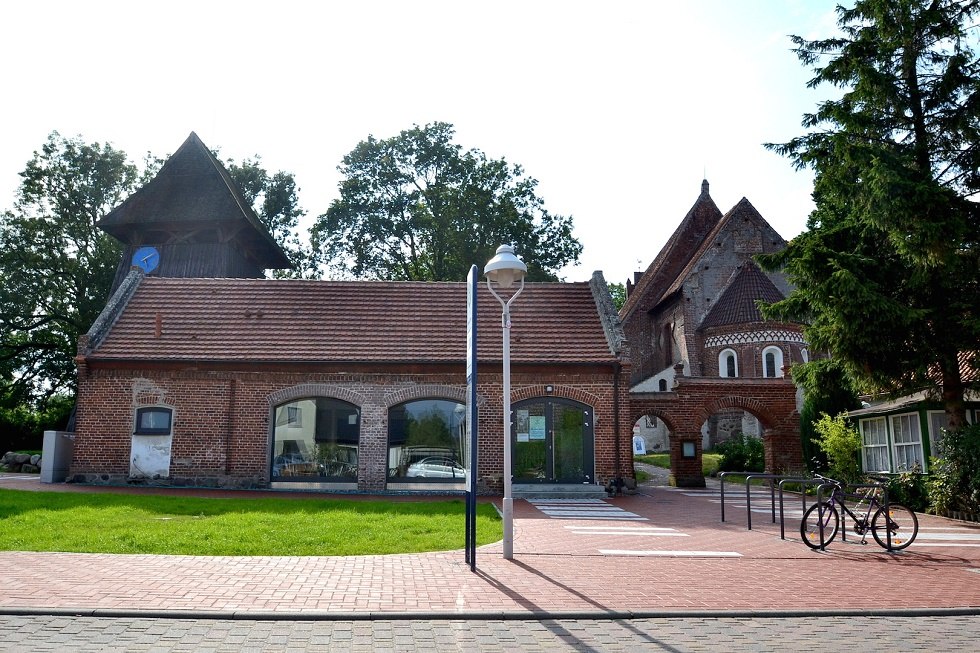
[{"x1": 0, "y1": 0, "x2": 841, "y2": 285}]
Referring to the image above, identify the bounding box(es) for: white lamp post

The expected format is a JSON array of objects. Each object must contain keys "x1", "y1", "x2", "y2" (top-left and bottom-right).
[{"x1": 484, "y1": 244, "x2": 527, "y2": 560}]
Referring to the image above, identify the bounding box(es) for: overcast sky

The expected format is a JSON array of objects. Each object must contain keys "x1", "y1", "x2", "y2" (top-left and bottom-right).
[{"x1": 0, "y1": 0, "x2": 840, "y2": 285}]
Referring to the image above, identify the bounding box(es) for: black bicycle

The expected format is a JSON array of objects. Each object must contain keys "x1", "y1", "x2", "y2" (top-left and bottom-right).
[{"x1": 800, "y1": 474, "x2": 918, "y2": 551}]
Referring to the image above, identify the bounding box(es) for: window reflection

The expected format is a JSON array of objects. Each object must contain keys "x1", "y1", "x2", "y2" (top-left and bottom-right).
[
  {"x1": 272, "y1": 398, "x2": 359, "y2": 481},
  {"x1": 388, "y1": 400, "x2": 467, "y2": 482}
]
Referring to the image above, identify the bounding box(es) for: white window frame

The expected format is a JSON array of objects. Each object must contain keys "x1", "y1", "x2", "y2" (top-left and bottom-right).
[
  {"x1": 762, "y1": 346, "x2": 784, "y2": 378},
  {"x1": 718, "y1": 349, "x2": 738, "y2": 378},
  {"x1": 890, "y1": 412, "x2": 926, "y2": 472},
  {"x1": 859, "y1": 417, "x2": 890, "y2": 472}
]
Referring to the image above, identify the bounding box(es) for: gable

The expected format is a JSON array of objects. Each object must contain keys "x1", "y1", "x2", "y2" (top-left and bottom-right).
[{"x1": 620, "y1": 180, "x2": 723, "y2": 320}]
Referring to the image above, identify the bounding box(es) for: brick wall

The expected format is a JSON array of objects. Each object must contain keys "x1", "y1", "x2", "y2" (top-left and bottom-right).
[
  {"x1": 631, "y1": 376, "x2": 803, "y2": 487},
  {"x1": 71, "y1": 363, "x2": 631, "y2": 494}
]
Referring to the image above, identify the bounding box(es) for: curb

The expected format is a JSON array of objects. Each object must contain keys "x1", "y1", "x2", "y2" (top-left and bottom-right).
[{"x1": 2, "y1": 606, "x2": 979, "y2": 621}]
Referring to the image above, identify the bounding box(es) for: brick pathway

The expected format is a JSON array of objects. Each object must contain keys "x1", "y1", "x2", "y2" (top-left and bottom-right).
[{"x1": 1, "y1": 474, "x2": 979, "y2": 616}]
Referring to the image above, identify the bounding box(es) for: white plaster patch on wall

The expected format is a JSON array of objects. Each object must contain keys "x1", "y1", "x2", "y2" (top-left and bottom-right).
[
  {"x1": 130, "y1": 435, "x2": 172, "y2": 478},
  {"x1": 132, "y1": 377, "x2": 168, "y2": 407},
  {"x1": 130, "y1": 378, "x2": 173, "y2": 478}
]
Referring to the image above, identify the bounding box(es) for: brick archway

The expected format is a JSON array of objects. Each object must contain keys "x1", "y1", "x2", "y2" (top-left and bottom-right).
[{"x1": 631, "y1": 377, "x2": 802, "y2": 487}]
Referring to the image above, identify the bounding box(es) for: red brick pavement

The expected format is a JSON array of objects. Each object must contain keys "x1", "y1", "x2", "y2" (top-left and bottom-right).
[{"x1": 1, "y1": 474, "x2": 978, "y2": 615}]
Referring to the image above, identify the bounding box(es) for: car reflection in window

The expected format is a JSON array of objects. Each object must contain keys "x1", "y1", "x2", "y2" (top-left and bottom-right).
[{"x1": 405, "y1": 456, "x2": 467, "y2": 479}]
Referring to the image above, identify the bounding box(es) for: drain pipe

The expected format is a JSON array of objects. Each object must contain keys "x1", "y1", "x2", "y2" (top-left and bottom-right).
[{"x1": 613, "y1": 362, "x2": 622, "y2": 482}]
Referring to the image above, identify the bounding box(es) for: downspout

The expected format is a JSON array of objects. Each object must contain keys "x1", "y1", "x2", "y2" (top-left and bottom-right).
[
  {"x1": 614, "y1": 362, "x2": 622, "y2": 481},
  {"x1": 225, "y1": 378, "x2": 237, "y2": 476}
]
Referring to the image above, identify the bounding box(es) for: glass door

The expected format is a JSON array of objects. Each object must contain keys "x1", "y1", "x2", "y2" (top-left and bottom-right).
[{"x1": 512, "y1": 398, "x2": 594, "y2": 483}]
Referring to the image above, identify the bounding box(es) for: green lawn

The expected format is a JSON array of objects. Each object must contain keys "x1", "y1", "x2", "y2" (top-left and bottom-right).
[
  {"x1": 634, "y1": 453, "x2": 723, "y2": 477},
  {"x1": 0, "y1": 489, "x2": 501, "y2": 556}
]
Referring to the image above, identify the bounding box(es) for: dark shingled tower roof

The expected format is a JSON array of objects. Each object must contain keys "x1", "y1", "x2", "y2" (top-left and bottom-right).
[
  {"x1": 699, "y1": 262, "x2": 785, "y2": 329},
  {"x1": 97, "y1": 132, "x2": 291, "y2": 270}
]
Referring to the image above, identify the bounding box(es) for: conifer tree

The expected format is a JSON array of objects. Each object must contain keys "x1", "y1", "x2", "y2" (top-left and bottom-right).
[{"x1": 761, "y1": 0, "x2": 980, "y2": 427}]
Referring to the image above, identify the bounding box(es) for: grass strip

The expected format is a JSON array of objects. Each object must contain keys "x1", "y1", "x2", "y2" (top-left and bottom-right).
[{"x1": 0, "y1": 489, "x2": 501, "y2": 556}]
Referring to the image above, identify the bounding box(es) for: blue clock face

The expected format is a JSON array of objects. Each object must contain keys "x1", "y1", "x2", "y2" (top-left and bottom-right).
[{"x1": 132, "y1": 246, "x2": 160, "y2": 273}]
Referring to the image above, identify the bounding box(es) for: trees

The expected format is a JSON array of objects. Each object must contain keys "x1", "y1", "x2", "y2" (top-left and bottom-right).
[
  {"x1": 311, "y1": 122, "x2": 582, "y2": 281},
  {"x1": 761, "y1": 0, "x2": 980, "y2": 428},
  {"x1": 0, "y1": 132, "x2": 143, "y2": 404},
  {"x1": 0, "y1": 134, "x2": 313, "y2": 408},
  {"x1": 224, "y1": 157, "x2": 316, "y2": 279}
]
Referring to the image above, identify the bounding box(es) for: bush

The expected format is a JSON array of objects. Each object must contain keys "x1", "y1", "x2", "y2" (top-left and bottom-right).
[
  {"x1": 884, "y1": 468, "x2": 929, "y2": 512},
  {"x1": 715, "y1": 433, "x2": 764, "y2": 473},
  {"x1": 812, "y1": 413, "x2": 862, "y2": 483},
  {"x1": 0, "y1": 395, "x2": 73, "y2": 453},
  {"x1": 927, "y1": 424, "x2": 980, "y2": 516}
]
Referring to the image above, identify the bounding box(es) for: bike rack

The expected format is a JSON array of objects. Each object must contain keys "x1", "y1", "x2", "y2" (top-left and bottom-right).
[
  {"x1": 777, "y1": 477, "x2": 823, "y2": 540},
  {"x1": 720, "y1": 472, "x2": 809, "y2": 532}
]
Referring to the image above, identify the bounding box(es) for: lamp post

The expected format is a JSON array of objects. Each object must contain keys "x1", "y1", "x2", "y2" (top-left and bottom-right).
[{"x1": 484, "y1": 244, "x2": 527, "y2": 560}]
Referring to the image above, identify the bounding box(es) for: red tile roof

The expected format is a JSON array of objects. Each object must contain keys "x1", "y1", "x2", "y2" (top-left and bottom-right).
[{"x1": 87, "y1": 276, "x2": 619, "y2": 365}]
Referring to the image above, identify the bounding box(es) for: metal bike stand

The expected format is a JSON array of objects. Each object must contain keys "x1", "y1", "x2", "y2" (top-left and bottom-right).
[
  {"x1": 815, "y1": 482, "x2": 836, "y2": 551},
  {"x1": 744, "y1": 474, "x2": 787, "y2": 530},
  {"x1": 777, "y1": 477, "x2": 822, "y2": 540}
]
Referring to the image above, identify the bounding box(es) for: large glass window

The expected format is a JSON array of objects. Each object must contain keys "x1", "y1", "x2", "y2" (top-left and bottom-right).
[
  {"x1": 860, "y1": 417, "x2": 890, "y2": 472},
  {"x1": 388, "y1": 399, "x2": 466, "y2": 482},
  {"x1": 271, "y1": 398, "x2": 359, "y2": 481},
  {"x1": 891, "y1": 413, "x2": 925, "y2": 472}
]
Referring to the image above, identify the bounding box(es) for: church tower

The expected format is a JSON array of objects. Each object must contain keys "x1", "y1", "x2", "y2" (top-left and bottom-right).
[{"x1": 98, "y1": 132, "x2": 292, "y2": 290}]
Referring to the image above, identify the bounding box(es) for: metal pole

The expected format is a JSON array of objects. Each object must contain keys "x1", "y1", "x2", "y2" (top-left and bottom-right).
[{"x1": 501, "y1": 304, "x2": 514, "y2": 559}]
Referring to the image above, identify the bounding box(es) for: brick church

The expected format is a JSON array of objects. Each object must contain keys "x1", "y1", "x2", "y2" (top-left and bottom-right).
[{"x1": 66, "y1": 134, "x2": 803, "y2": 493}]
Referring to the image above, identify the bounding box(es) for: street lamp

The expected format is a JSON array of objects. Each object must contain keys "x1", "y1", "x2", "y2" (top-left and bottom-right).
[{"x1": 484, "y1": 244, "x2": 527, "y2": 560}]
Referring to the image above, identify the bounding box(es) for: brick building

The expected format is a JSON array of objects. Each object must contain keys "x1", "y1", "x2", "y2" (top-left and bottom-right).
[
  {"x1": 68, "y1": 133, "x2": 631, "y2": 495},
  {"x1": 621, "y1": 181, "x2": 805, "y2": 485},
  {"x1": 66, "y1": 134, "x2": 803, "y2": 494},
  {"x1": 71, "y1": 272, "x2": 632, "y2": 494}
]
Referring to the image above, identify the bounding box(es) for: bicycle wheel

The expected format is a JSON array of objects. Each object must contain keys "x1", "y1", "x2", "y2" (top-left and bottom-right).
[
  {"x1": 871, "y1": 504, "x2": 918, "y2": 550},
  {"x1": 800, "y1": 502, "x2": 839, "y2": 549}
]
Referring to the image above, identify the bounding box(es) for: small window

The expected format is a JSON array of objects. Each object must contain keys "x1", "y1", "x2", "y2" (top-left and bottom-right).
[
  {"x1": 763, "y1": 346, "x2": 784, "y2": 378},
  {"x1": 801, "y1": 348, "x2": 809, "y2": 363},
  {"x1": 718, "y1": 349, "x2": 738, "y2": 378},
  {"x1": 134, "y1": 407, "x2": 173, "y2": 435}
]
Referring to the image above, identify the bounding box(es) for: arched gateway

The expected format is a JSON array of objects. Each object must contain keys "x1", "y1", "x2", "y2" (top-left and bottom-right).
[{"x1": 630, "y1": 375, "x2": 802, "y2": 487}]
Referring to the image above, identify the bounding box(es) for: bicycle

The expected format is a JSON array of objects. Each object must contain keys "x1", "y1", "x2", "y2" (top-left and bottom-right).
[{"x1": 800, "y1": 474, "x2": 918, "y2": 551}]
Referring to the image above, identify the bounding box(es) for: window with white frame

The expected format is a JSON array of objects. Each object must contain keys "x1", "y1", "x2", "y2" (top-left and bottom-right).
[
  {"x1": 719, "y1": 349, "x2": 738, "y2": 378},
  {"x1": 801, "y1": 348, "x2": 809, "y2": 363},
  {"x1": 762, "y1": 346, "x2": 784, "y2": 378},
  {"x1": 891, "y1": 413, "x2": 925, "y2": 472},
  {"x1": 860, "y1": 417, "x2": 890, "y2": 472}
]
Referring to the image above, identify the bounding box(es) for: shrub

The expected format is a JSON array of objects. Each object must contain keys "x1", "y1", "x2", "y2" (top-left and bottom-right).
[
  {"x1": 715, "y1": 433, "x2": 764, "y2": 473},
  {"x1": 884, "y1": 467, "x2": 929, "y2": 512},
  {"x1": 927, "y1": 424, "x2": 980, "y2": 516},
  {"x1": 812, "y1": 412, "x2": 862, "y2": 484}
]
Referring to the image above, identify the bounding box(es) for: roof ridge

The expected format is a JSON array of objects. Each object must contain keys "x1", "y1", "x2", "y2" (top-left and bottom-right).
[{"x1": 620, "y1": 180, "x2": 723, "y2": 318}]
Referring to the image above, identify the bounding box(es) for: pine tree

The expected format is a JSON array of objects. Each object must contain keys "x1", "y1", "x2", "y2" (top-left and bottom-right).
[{"x1": 761, "y1": 0, "x2": 980, "y2": 427}]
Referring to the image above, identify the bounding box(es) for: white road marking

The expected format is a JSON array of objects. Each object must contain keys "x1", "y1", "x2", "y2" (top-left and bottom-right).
[{"x1": 600, "y1": 549, "x2": 742, "y2": 557}]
